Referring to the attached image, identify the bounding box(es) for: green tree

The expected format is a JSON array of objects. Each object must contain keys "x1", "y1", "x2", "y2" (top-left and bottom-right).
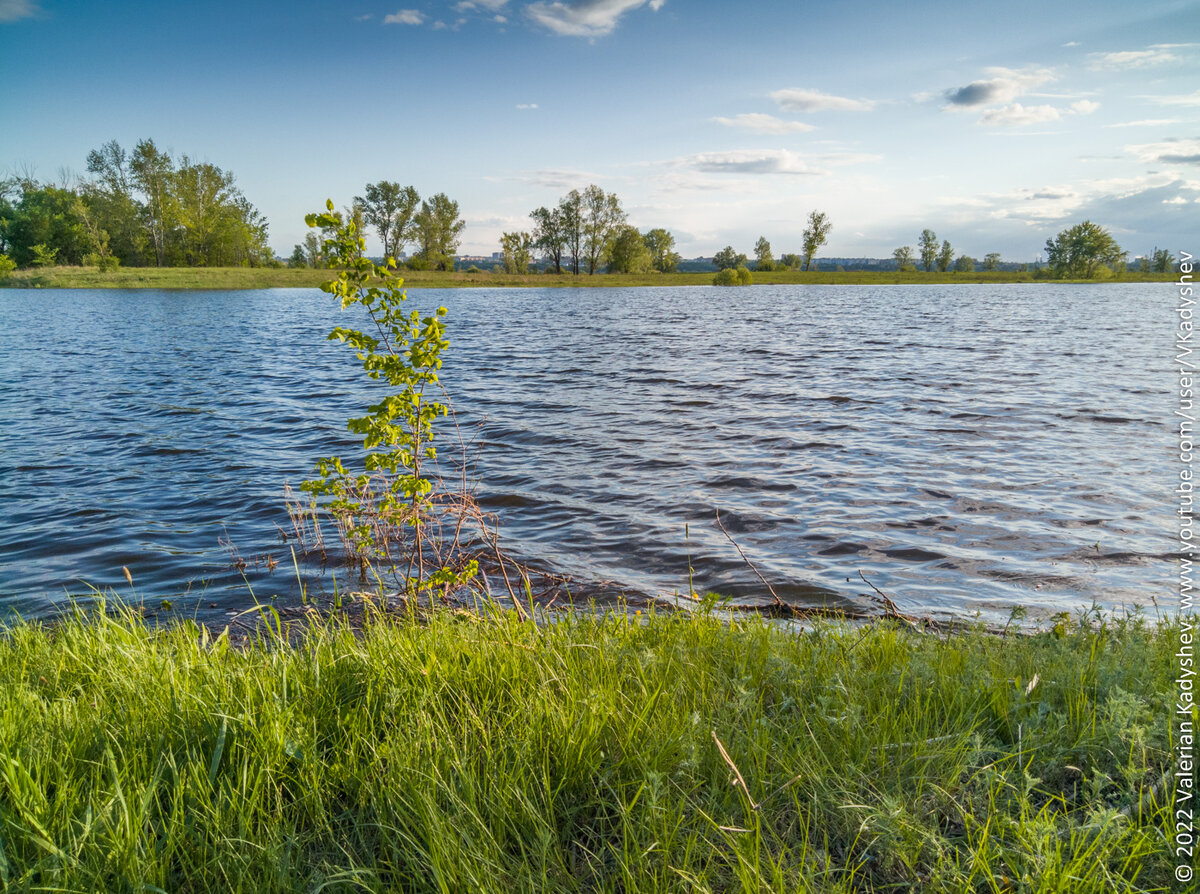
[
  {"x1": 982, "y1": 252, "x2": 1001, "y2": 271},
  {"x1": 713, "y1": 245, "x2": 746, "y2": 270},
  {"x1": 606, "y1": 224, "x2": 651, "y2": 273},
  {"x1": 530, "y1": 205, "x2": 567, "y2": 273},
  {"x1": 919, "y1": 229, "x2": 938, "y2": 272},
  {"x1": 558, "y1": 189, "x2": 584, "y2": 275},
  {"x1": 642, "y1": 228, "x2": 680, "y2": 273},
  {"x1": 581, "y1": 184, "x2": 624, "y2": 274},
  {"x1": 288, "y1": 244, "x2": 308, "y2": 268},
  {"x1": 5, "y1": 184, "x2": 95, "y2": 267},
  {"x1": 779, "y1": 252, "x2": 803, "y2": 270},
  {"x1": 301, "y1": 200, "x2": 476, "y2": 596},
  {"x1": 1044, "y1": 221, "x2": 1125, "y2": 278},
  {"x1": 130, "y1": 139, "x2": 175, "y2": 267},
  {"x1": 499, "y1": 230, "x2": 533, "y2": 274},
  {"x1": 936, "y1": 239, "x2": 955, "y2": 273},
  {"x1": 954, "y1": 255, "x2": 975, "y2": 273},
  {"x1": 735, "y1": 265, "x2": 753, "y2": 285},
  {"x1": 713, "y1": 267, "x2": 739, "y2": 286},
  {"x1": 801, "y1": 211, "x2": 832, "y2": 271},
  {"x1": 84, "y1": 139, "x2": 146, "y2": 266},
  {"x1": 356, "y1": 181, "x2": 419, "y2": 262},
  {"x1": 754, "y1": 236, "x2": 775, "y2": 271},
  {"x1": 0, "y1": 253, "x2": 15, "y2": 276},
  {"x1": 412, "y1": 193, "x2": 465, "y2": 269},
  {"x1": 892, "y1": 246, "x2": 915, "y2": 271},
  {"x1": 1152, "y1": 247, "x2": 1176, "y2": 274}
]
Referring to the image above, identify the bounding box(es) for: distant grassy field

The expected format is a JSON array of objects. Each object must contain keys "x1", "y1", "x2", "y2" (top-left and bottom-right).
[
  {"x1": 0, "y1": 603, "x2": 1179, "y2": 892},
  {"x1": 0, "y1": 265, "x2": 1176, "y2": 290}
]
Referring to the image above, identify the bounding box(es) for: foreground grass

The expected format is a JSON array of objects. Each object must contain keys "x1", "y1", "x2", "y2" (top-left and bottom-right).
[
  {"x1": 0, "y1": 265, "x2": 1176, "y2": 290},
  {"x1": 0, "y1": 605, "x2": 1179, "y2": 892}
]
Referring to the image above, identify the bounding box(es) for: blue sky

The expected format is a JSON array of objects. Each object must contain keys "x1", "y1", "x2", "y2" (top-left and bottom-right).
[{"x1": 2, "y1": 0, "x2": 1197, "y2": 260}]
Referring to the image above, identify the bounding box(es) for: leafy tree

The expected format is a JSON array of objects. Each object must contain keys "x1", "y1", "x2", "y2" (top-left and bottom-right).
[
  {"x1": 1044, "y1": 220, "x2": 1125, "y2": 278},
  {"x1": 356, "y1": 181, "x2": 419, "y2": 262},
  {"x1": 301, "y1": 200, "x2": 477, "y2": 597},
  {"x1": 412, "y1": 193, "x2": 465, "y2": 269},
  {"x1": 936, "y1": 239, "x2": 955, "y2": 273},
  {"x1": 130, "y1": 139, "x2": 174, "y2": 267},
  {"x1": 801, "y1": 211, "x2": 832, "y2": 271},
  {"x1": 558, "y1": 189, "x2": 583, "y2": 275},
  {"x1": 982, "y1": 252, "x2": 1001, "y2": 271},
  {"x1": 303, "y1": 232, "x2": 325, "y2": 267},
  {"x1": 735, "y1": 265, "x2": 753, "y2": 285},
  {"x1": 530, "y1": 205, "x2": 567, "y2": 274},
  {"x1": 954, "y1": 255, "x2": 975, "y2": 273},
  {"x1": 499, "y1": 230, "x2": 533, "y2": 274},
  {"x1": 288, "y1": 244, "x2": 308, "y2": 268},
  {"x1": 919, "y1": 229, "x2": 938, "y2": 272},
  {"x1": 779, "y1": 252, "x2": 803, "y2": 270},
  {"x1": 581, "y1": 184, "x2": 624, "y2": 274},
  {"x1": 84, "y1": 139, "x2": 146, "y2": 266},
  {"x1": 892, "y1": 246, "x2": 915, "y2": 271},
  {"x1": 713, "y1": 267, "x2": 739, "y2": 286},
  {"x1": 606, "y1": 224, "x2": 651, "y2": 273},
  {"x1": 4, "y1": 184, "x2": 95, "y2": 266},
  {"x1": 642, "y1": 228, "x2": 680, "y2": 273},
  {"x1": 0, "y1": 253, "x2": 15, "y2": 276},
  {"x1": 754, "y1": 236, "x2": 775, "y2": 271},
  {"x1": 1152, "y1": 247, "x2": 1176, "y2": 274},
  {"x1": 713, "y1": 245, "x2": 747, "y2": 270}
]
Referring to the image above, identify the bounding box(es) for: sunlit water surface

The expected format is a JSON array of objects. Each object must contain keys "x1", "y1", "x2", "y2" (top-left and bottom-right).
[{"x1": 0, "y1": 285, "x2": 1174, "y2": 624}]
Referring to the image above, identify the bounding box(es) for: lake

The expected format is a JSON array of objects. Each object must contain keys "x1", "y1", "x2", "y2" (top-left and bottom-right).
[{"x1": 0, "y1": 284, "x2": 1173, "y2": 624}]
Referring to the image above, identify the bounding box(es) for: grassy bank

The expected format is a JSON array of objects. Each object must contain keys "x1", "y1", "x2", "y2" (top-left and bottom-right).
[
  {"x1": 0, "y1": 265, "x2": 1177, "y2": 290},
  {"x1": 0, "y1": 604, "x2": 1178, "y2": 892}
]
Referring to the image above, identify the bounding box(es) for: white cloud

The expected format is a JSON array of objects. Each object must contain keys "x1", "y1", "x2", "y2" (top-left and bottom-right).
[
  {"x1": 1104, "y1": 118, "x2": 1182, "y2": 128},
  {"x1": 712, "y1": 113, "x2": 816, "y2": 134},
  {"x1": 1164, "y1": 196, "x2": 1189, "y2": 204},
  {"x1": 0, "y1": 0, "x2": 39, "y2": 22},
  {"x1": 1126, "y1": 138, "x2": 1200, "y2": 166},
  {"x1": 1089, "y1": 47, "x2": 1180, "y2": 69},
  {"x1": 979, "y1": 103, "x2": 1061, "y2": 127},
  {"x1": 1148, "y1": 90, "x2": 1200, "y2": 107},
  {"x1": 354, "y1": 13, "x2": 373, "y2": 21},
  {"x1": 1061, "y1": 41, "x2": 1080, "y2": 48},
  {"x1": 511, "y1": 168, "x2": 601, "y2": 189},
  {"x1": 770, "y1": 87, "x2": 875, "y2": 113},
  {"x1": 432, "y1": 18, "x2": 448, "y2": 28},
  {"x1": 516, "y1": 102, "x2": 538, "y2": 109},
  {"x1": 678, "y1": 149, "x2": 824, "y2": 176},
  {"x1": 524, "y1": 0, "x2": 664, "y2": 37},
  {"x1": 942, "y1": 66, "x2": 1056, "y2": 108},
  {"x1": 1069, "y1": 100, "x2": 1100, "y2": 115},
  {"x1": 494, "y1": 14, "x2": 507, "y2": 21},
  {"x1": 455, "y1": 0, "x2": 508, "y2": 9},
  {"x1": 383, "y1": 9, "x2": 425, "y2": 24}
]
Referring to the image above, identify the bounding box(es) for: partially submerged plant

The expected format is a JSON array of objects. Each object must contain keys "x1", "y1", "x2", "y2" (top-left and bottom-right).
[{"x1": 299, "y1": 200, "x2": 478, "y2": 599}]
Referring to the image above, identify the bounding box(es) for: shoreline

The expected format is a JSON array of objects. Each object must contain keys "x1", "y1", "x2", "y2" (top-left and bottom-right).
[{"x1": 0, "y1": 265, "x2": 1177, "y2": 290}]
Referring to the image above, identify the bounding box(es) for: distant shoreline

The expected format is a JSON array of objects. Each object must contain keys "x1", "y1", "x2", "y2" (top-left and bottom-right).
[{"x1": 0, "y1": 265, "x2": 1176, "y2": 290}]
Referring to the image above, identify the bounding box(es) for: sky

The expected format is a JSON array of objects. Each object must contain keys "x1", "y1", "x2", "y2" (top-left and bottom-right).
[{"x1": 1, "y1": 0, "x2": 1197, "y2": 261}]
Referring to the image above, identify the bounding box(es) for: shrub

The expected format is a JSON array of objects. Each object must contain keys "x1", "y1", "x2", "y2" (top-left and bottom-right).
[
  {"x1": 735, "y1": 265, "x2": 753, "y2": 285},
  {"x1": 0, "y1": 254, "x2": 16, "y2": 277},
  {"x1": 84, "y1": 253, "x2": 121, "y2": 271},
  {"x1": 713, "y1": 267, "x2": 739, "y2": 286}
]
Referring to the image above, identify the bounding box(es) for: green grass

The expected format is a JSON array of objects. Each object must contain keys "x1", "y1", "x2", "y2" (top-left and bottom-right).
[
  {"x1": 0, "y1": 265, "x2": 1177, "y2": 290},
  {"x1": 0, "y1": 602, "x2": 1180, "y2": 892}
]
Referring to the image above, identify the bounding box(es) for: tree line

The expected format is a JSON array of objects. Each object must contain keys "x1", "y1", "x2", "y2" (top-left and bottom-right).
[
  {"x1": 0, "y1": 139, "x2": 272, "y2": 269},
  {"x1": 290, "y1": 182, "x2": 467, "y2": 272}
]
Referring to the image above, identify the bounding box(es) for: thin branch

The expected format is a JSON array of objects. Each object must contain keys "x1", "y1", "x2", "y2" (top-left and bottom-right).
[{"x1": 715, "y1": 509, "x2": 784, "y2": 608}]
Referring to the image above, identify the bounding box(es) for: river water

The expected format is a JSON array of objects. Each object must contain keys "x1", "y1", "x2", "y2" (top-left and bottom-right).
[{"x1": 0, "y1": 285, "x2": 1174, "y2": 624}]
